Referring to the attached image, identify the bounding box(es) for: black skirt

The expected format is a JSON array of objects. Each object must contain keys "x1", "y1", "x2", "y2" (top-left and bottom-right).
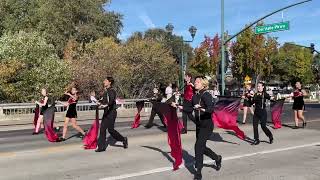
[
  {"x1": 292, "y1": 102, "x2": 304, "y2": 110},
  {"x1": 243, "y1": 99, "x2": 253, "y2": 107},
  {"x1": 66, "y1": 104, "x2": 77, "y2": 118}
]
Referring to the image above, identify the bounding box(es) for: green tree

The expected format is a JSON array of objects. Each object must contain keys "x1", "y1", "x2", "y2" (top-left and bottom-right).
[
  {"x1": 0, "y1": 31, "x2": 71, "y2": 102},
  {"x1": 230, "y1": 25, "x2": 279, "y2": 83},
  {"x1": 0, "y1": 0, "x2": 123, "y2": 57},
  {"x1": 121, "y1": 39, "x2": 179, "y2": 98},
  {"x1": 311, "y1": 53, "x2": 320, "y2": 83},
  {"x1": 273, "y1": 43, "x2": 314, "y2": 84},
  {"x1": 65, "y1": 37, "x2": 125, "y2": 97},
  {"x1": 66, "y1": 37, "x2": 179, "y2": 98},
  {"x1": 127, "y1": 28, "x2": 194, "y2": 64}
]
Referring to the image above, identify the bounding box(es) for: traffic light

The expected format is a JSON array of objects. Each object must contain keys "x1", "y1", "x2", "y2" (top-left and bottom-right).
[{"x1": 310, "y1": 43, "x2": 315, "y2": 54}]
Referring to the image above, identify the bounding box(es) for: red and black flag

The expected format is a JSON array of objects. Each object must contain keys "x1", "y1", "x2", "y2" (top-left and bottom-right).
[
  {"x1": 33, "y1": 104, "x2": 40, "y2": 132},
  {"x1": 212, "y1": 96, "x2": 245, "y2": 140},
  {"x1": 83, "y1": 106, "x2": 100, "y2": 149},
  {"x1": 271, "y1": 99, "x2": 285, "y2": 129},
  {"x1": 153, "y1": 102, "x2": 182, "y2": 170},
  {"x1": 131, "y1": 101, "x2": 145, "y2": 129},
  {"x1": 43, "y1": 106, "x2": 59, "y2": 142}
]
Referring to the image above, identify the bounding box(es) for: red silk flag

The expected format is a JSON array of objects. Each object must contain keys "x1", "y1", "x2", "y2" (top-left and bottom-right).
[
  {"x1": 271, "y1": 99, "x2": 285, "y2": 129},
  {"x1": 83, "y1": 106, "x2": 100, "y2": 149},
  {"x1": 33, "y1": 105, "x2": 40, "y2": 132},
  {"x1": 43, "y1": 106, "x2": 59, "y2": 142},
  {"x1": 212, "y1": 96, "x2": 245, "y2": 140},
  {"x1": 153, "y1": 102, "x2": 182, "y2": 170},
  {"x1": 131, "y1": 101, "x2": 145, "y2": 129}
]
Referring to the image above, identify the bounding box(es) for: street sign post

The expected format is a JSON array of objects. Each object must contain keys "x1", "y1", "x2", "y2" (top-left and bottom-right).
[{"x1": 255, "y1": 21, "x2": 290, "y2": 34}]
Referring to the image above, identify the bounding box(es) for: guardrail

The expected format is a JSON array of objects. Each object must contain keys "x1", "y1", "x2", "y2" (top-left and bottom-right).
[
  {"x1": 0, "y1": 93, "x2": 319, "y2": 118},
  {"x1": 0, "y1": 99, "x2": 152, "y2": 117}
]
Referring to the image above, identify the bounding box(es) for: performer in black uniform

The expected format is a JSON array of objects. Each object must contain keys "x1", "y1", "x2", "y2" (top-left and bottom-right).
[
  {"x1": 144, "y1": 87, "x2": 167, "y2": 128},
  {"x1": 251, "y1": 82, "x2": 274, "y2": 145},
  {"x1": 59, "y1": 87, "x2": 86, "y2": 141},
  {"x1": 33, "y1": 88, "x2": 49, "y2": 134},
  {"x1": 181, "y1": 73, "x2": 196, "y2": 134},
  {"x1": 96, "y1": 77, "x2": 128, "y2": 152},
  {"x1": 291, "y1": 81, "x2": 307, "y2": 128},
  {"x1": 174, "y1": 76, "x2": 221, "y2": 180},
  {"x1": 241, "y1": 84, "x2": 254, "y2": 124}
]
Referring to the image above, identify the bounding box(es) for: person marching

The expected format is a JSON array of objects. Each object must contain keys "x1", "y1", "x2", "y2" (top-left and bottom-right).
[
  {"x1": 174, "y1": 76, "x2": 222, "y2": 180},
  {"x1": 96, "y1": 77, "x2": 128, "y2": 152},
  {"x1": 251, "y1": 82, "x2": 274, "y2": 145},
  {"x1": 144, "y1": 86, "x2": 167, "y2": 129},
  {"x1": 33, "y1": 88, "x2": 49, "y2": 135},
  {"x1": 291, "y1": 81, "x2": 307, "y2": 128},
  {"x1": 59, "y1": 87, "x2": 86, "y2": 141},
  {"x1": 242, "y1": 84, "x2": 254, "y2": 124},
  {"x1": 181, "y1": 73, "x2": 196, "y2": 134}
]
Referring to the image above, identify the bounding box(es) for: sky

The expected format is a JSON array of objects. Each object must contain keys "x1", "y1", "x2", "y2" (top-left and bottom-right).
[{"x1": 106, "y1": 0, "x2": 320, "y2": 50}]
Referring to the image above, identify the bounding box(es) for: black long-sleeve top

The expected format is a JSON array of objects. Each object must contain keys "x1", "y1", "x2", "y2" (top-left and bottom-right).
[
  {"x1": 100, "y1": 87, "x2": 117, "y2": 111},
  {"x1": 192, "y1": 89, "x2": 214, "y2": 121},
  {"x1": 253, "y1": 92, "x2": 271, "y2": 111},
  {"x1": 150, "y1": 93, "x2": 163, "y2": 102}
]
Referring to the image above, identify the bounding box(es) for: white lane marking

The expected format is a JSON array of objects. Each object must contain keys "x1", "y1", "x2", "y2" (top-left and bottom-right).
[{"x1": 100, "y1": 142, "x2": 320, "y2": 180}]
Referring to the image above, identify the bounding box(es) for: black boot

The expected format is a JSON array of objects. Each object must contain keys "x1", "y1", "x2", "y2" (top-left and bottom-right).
[
  {"x1": 123, "y1": 137, "x2": 128, "y2": 149},
  {"x1": 194, "y1": 173, "x2": 202, "y2": 180},
  {"x1": 144, "y1": 124, "x2": 153, "y2": 129},
  {"x1": 216, "y1": 155, "x2": 222, "y2": 171},
  {"x1": 95, "y1": 148, "x2": 106, "y2": 152},
  {"x1": 252, "y1": 139, "x2": 260, "y2": 145},
  {"x1": 269, "y1": 136, "x2": 274, "y2": 144},
  {"x1": 181, "y1": 128, "x2": 187, "y2": 134}
]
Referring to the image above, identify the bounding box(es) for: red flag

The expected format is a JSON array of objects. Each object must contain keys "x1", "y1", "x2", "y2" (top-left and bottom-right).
[
  {"x1": 154, "y1": 102, "x2": 182, "y2": 170},
  {"x1": 212, "y1": 96, "x2": 245, "y2": 140},
  {"x1": 33, "y1": 105, "x2": 40, "y2": 132},
  {"x1": 43, "y1": 106, "x2": 59, "y2": 142},
  {"x1": 271, "y1": 99, "x2": 285, "y2": 129},
  {"x1": 131, "y1": 101, "x2": 145, "y2": 129},
  {"x1": 83, "y1": 106, "x2": 100, "y2": 149}
]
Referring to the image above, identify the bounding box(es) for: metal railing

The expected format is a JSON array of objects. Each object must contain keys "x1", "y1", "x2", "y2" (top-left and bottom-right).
[{"x1": 0, "y1": 99, "x2": 152, "y2": 117}]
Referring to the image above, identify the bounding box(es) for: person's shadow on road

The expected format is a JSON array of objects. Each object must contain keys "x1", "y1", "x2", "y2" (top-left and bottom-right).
[
  {"x1": 141, "y1": 146, "x2": 221, "y2": 175},
  {"x1": 141, "y1": 146, "x2": 196, "y2": 174},
  {"x1": 208, "y1": 132, "x2": 239, "y2": 145}
]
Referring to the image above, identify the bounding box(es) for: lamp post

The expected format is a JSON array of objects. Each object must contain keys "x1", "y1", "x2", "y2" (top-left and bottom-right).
[{"x1": 165, "y1": 23, "x2": 197, "y2": 90}]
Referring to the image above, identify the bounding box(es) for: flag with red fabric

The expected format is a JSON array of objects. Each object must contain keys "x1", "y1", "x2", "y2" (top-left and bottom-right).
[
  {"x1": 153, "y1": 102, "x2": 182, "y2": 170},
  {"x1": 212, "y1": 96, "x2": 245, "y2": 140},
  {"x1": 43, "y1": 106, "x2": 59, "y2": 142},
  {"x1": 131, "y1": 101, "x2": 145, "y2": 129},
  {"x1": 83, "y1": 106, "x2": 100, "y2": 149},
  {"x1": 271, "y1": 99, "x2": 285, "y2": 129},
  {"x1": 33, "y1": 104, "x2": 40, "y2": 132}
]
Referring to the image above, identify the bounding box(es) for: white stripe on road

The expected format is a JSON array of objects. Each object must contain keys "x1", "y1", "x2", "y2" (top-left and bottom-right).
[{"x1": 100, "y1": 142, "x2": 320, "y2": 180}]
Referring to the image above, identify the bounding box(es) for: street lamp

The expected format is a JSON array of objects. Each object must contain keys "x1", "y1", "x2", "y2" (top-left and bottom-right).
[
  {"x1": 189, "y1": 26, "x2": 197, "y2": 40},
  {"x1": 165, "y1": 23, "x2": 174, "y2": 34},
  {"x1": 165, "y1": 23, "x2": 197, "y2": 90}
]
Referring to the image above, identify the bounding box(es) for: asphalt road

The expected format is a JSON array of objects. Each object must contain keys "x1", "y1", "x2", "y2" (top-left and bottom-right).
[{"x1": 0, "y1": 103, "x2": 319, "y2": 180}]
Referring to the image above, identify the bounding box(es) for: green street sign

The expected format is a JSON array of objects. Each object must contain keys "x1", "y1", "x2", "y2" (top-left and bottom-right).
[{"x1": 255, "y1": 21, "x2": 290, "y2": 34}]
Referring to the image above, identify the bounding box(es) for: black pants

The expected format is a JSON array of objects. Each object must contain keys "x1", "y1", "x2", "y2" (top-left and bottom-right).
[
  {"x1": 253, "y1": 109, "x2": 273, "y2": 140},
  {"x1": 195, "y1": 119, "x2": 219, "y2": 175},
  {"x1": 146, "y1": 107, "x2": 166, "y2": 127},
  {"x1": 97, "y1": 110, "x2": 125, "y2": 150},
  {"x1": 182, "y1": 100, "x2": 196, "y2": 130}
]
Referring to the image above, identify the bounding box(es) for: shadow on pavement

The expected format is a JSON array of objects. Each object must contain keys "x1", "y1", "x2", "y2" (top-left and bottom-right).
[{"x1": 209, "y1": 132, "x2": 239, "y2": 145}]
